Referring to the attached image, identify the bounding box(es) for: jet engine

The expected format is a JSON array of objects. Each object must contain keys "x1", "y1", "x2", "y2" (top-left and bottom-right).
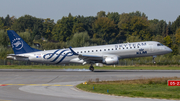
[{"x1": 103, "y1": 56, "x2": 118, "y2": 65}]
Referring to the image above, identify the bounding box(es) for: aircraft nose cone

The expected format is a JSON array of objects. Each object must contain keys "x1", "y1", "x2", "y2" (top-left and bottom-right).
[
  {"x1": 166, "y1": 47, "x2": 172, "y2": 53},
  {"x1": 169, "y1": 48, "x2": 172, "y2": 52}
]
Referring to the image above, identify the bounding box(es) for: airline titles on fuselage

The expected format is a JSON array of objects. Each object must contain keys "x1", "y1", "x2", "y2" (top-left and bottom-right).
[{"x1": 115, "y1": 42, "x2": 146, "y2": 49}]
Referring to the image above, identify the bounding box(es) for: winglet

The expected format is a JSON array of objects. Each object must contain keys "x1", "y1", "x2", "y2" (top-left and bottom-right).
[{"x1": 69, "y1": 46, "x2": 78, "y2": 55}]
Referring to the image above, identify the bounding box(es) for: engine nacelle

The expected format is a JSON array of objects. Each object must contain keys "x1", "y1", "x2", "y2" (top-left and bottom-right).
[{"x1": 103, "y1": 56, "x2": 118, "y2": 65}]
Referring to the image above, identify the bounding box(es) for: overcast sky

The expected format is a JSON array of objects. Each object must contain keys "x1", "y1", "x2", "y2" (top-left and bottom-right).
[{"x1": 0, "y1": 0, "x2": 180, "y2": 23}]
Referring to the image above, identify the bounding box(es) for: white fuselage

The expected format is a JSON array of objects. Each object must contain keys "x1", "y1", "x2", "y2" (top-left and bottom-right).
[{"x1": 8, "y1": 41, "x2": 172, "y2": 64}]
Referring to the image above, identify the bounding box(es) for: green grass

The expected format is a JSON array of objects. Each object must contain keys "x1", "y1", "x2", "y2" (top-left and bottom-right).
[
  {"x1": 76, "y1": 77, "x2": 180, "y2": 100},
  {"x1": 0, "y1": 65, "x2": 180, "y2": 70}
]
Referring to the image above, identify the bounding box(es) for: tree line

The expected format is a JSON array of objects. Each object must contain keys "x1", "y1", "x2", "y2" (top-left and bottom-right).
[{"x1": 0, "y1": 11, "x2": 180, "y2": 61}]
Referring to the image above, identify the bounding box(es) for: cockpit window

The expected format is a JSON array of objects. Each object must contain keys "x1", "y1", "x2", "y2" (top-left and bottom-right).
[{"x1": 157, "y1": 43, "x2": 164, "y2": 46}]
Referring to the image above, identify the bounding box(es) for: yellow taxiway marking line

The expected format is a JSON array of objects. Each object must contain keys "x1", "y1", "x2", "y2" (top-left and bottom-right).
[
  {"x1": 7, "y1": 84, "x2": 25, "y2": 86},
  {"x1": 0, "y1": 84, "x2": 73, "y2": 86}
]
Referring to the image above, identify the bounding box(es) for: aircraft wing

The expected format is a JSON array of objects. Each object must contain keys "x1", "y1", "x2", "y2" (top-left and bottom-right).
[
  {"x1": 69, "y1": 47, "x2": 103, "y2": 63},
  {"x1": 78, "y1": 54, "x2": 103, "y2": 61}
]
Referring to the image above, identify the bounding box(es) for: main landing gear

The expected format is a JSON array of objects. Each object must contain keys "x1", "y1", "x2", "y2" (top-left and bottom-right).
[{"x1": 89, "y1": 64, "x2": 94, "y2": 72}]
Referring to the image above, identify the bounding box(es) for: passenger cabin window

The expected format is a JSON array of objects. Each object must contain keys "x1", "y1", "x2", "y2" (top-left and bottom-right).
[
  {"x1": 112, "y1": 48, "x2": 113, "y2": 50},
  {"x1": 84, "y1": 51, "x2": 86, "y2": 53},
  {"x1": 115, "y1": 48, "x2": 117, "y2": 50},
  {"x1": 88, "y1": 51, "x2": 90, "y2": 52},
  {"x1": 126, "y1": 47, "x2": 128, "y2": 49},
  {"x1": 104, "y1": 49, "x2": 106, "y2": 51},
  {"x1": 108, "y1": 49, "x2": 110, "y2": 51},
  {"x1": 92, "y1": 50, "x2": 94, "y2": 52},
  {"x1": 96, "y1": 50, "x2": 98, "y2": 52}
]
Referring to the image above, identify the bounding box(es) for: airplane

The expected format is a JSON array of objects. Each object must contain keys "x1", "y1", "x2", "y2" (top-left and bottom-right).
[{"x1": 6, "y1": 30, "x2": 172, "y2": 71}]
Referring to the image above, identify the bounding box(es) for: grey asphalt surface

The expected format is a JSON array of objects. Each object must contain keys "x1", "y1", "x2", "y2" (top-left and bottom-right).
[{"x1": 0, "y1": 69, "x2": 180, "y2": 101}]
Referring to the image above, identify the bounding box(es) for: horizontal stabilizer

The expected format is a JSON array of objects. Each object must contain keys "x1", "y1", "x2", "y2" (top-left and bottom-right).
[{"x1": 7, "y1": 54, "x2": 29, "y2": 60}]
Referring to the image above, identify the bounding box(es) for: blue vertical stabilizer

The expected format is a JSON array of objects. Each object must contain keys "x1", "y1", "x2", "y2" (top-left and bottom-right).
[{"x1": 7, "y1": 30, "x2": 41, "y2": 54}]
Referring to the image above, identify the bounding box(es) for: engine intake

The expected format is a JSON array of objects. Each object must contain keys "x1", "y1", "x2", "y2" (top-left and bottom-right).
[{"x1": 103, "y1": 56, "x2": 118, "y2": 65}]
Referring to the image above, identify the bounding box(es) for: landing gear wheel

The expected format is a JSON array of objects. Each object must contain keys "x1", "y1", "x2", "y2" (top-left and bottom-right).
[
  {"x1": 89, "y1": 66, "x2": 94, "y2": 72},
  {"x1": 152, "y1": 56, "x2": 156, "y2": 64}
]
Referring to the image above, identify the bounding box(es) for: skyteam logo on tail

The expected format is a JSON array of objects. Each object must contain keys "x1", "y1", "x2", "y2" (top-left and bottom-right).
[{"x1": 12, "y1": 38, "x2": 23, "y2": 50}]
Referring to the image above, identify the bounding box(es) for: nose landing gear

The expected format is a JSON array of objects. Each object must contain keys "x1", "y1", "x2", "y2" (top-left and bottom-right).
[{"x1": 153, "y1": 56, "x2": 156, "y2": 64}]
